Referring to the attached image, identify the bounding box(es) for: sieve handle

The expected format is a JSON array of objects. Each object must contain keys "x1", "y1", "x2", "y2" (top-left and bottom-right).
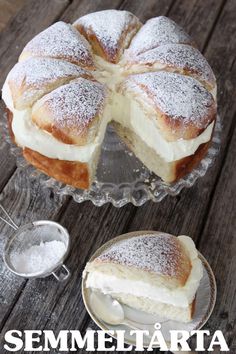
[
  {"x1": 0, "y1": 203, "x2": 18, "y2": 230},
  {"x1": 52, "y1": 264, "x2": 71, "y2": 282}
]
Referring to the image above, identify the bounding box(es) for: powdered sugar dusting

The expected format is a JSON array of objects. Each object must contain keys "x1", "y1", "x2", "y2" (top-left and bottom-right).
[
  {"x1": 75, "y1": 10, "x2": 140, "y2": 61},
  {"x1": 131, "y1": 44, "x2": 216, "y2": 87},
  {"x1": 21, "y1": 21, "x2": 94, "y2": 67},
  {"x1": 124, "y1": 71, "x2": 214, "y2": 127},
  {"x1": 127, "y1": 16, "x2": 193, "y2": 56},
  {"x1": 8, "y1": 57, "x2": 91, "y2": 105},
  {"x1": 97, "y1": 234, "x2": 184, "y2": 277},
  {"x1": 42, "y1": 78, "x2": 107, "y2": 133}
]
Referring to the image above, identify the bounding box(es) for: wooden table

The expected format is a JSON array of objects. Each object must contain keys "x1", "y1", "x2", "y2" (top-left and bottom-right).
[{"x1": 0, "y1": 0, "x2": 235, "y2": 352}]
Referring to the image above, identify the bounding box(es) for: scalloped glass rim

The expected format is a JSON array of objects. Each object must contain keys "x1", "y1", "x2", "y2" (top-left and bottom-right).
[{"x1": 1, "y1": 113, "x2": 221, "y2": 207}]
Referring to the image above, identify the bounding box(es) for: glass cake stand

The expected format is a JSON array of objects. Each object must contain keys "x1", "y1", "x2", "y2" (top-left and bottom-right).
[{"x1": 1, "y1": 113, "x2": 221, "y2": 207}]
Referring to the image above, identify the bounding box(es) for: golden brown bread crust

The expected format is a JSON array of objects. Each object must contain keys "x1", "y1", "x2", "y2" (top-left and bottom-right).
[
  {"x1": 7, "y1": 110, "x2": 90, "y2": 189},
  {"x1": 126, "y1": 16, "x2": 195, "y2": 57},
  {"x1": 77, "y1": 26, "x2": 109, "y2": 61},
  {"x1": 157, "y1": 109, "x2": 215, "y2": 141},
  {"x1": 23, "y1": 148, "x2": 90, "y2": 189},
  {"x1": 174, "y1": 141, "x2": 210, "y2": 181},
  {"x1": 191, "y1": 297, "x2": 196, "y2": 319}
]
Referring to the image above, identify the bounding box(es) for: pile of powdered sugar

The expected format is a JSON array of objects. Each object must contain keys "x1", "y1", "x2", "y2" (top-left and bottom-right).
[{"x1": 10, "y1": 240, "x2": 66, "y2": 274}]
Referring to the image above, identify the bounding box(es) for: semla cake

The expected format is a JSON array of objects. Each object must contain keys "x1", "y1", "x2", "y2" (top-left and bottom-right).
[{"x1": 2, "y1": 10, "x2": 217, "y2": 189}]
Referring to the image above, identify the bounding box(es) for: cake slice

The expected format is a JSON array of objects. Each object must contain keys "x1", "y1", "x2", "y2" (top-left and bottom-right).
[{"x1": 84, "y1": 232, "x2": 203, "y2": 323}]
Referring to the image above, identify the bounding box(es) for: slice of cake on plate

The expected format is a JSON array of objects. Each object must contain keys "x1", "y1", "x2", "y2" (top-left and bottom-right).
[{"x1": 84, "y1": 232, "x2": 203, "y2": 323}]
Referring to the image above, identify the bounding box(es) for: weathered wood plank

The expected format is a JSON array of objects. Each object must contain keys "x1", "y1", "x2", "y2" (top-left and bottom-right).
[
  {"x1": 0, "y1": 0, "x2": 26, "y2": 32},
  {"x1": 60, "y1": 0, "x2": 124, "y2": 23},
  {"x1": 120, "y1": 0, "x2": 173, "y2": 22},
  {"x1": 0, "y1": 101, "x2": 16, "y2": 190},
  {"x1": 196, "y1": 121, "x2": 236, "y2": 350},
  {"x1": 168, "y1": 0, "x2": 226, "y2": 51}
]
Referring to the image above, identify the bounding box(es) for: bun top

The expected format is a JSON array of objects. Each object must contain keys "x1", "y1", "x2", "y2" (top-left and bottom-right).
[
  {"x1": 90, "y1": 232, "x2": 193, "y2": 288},
  {"x1": 32, "y1": 78, "x2": 108, "y2": 145},
  {"x1": 120, "y1": 71, "x2": 216, "y2": 140},
  {"x1": 19, "y1": 21, "x2": 95, "y2": 69},
  {"x1": 73, "y1": 10, "x2": 141, "y2": 63},
  {"x1": 126, "y1": 16, "x2": 194, "y2": 57}
]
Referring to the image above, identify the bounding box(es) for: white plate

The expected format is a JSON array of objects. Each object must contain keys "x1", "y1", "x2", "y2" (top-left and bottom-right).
[{"x1": 82, "y1": 231, "x2": 217, "y2": 348}]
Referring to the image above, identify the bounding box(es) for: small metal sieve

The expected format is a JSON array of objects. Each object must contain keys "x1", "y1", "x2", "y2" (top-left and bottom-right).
[{"x1": 1, "y1": 204, "x2": 70, "y2": 281}]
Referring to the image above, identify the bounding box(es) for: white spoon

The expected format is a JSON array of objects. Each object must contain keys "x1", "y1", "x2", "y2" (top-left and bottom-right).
[{"x1": 90, "y1": 291, "x2": 195, "y2": 353}]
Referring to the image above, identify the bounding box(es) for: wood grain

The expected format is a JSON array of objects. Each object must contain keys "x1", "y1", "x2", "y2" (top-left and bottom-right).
[
  {"x1": 197, "y1": 123, "x2": 236, "y2": 350},
  {"x1": 0, "y1": 0, "x2": 26, "y2": 32}
]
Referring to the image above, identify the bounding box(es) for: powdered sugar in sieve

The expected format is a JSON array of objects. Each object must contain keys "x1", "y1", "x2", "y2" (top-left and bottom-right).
[{"x1": 1, "y1": 204, "x2": 70, "y2": 281}]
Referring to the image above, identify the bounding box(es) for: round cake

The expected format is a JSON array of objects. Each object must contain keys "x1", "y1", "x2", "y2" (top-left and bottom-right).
[{"x1": 2, "y1": 10, "x2": 217, "y2": 189}]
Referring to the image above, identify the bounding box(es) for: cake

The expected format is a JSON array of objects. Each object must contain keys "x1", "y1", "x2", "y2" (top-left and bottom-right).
[
  {"x1": 84, "y1": 232, "x2": 203, "y2": 323},
  {"x1": 2, "y1": 10, "x2": 217, "y2": 189}
]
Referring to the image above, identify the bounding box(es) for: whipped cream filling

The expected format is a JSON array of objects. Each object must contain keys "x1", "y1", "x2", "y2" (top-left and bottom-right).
[
  {"x1": 85, "y1": 236, "x2": 203, "y2": 308},
  {"x1": 2, "y1": 81, "x2": 109, "y2": 163},
  {"x1": 112, "y1": 93, "x2": 214, "y2": 162}
]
